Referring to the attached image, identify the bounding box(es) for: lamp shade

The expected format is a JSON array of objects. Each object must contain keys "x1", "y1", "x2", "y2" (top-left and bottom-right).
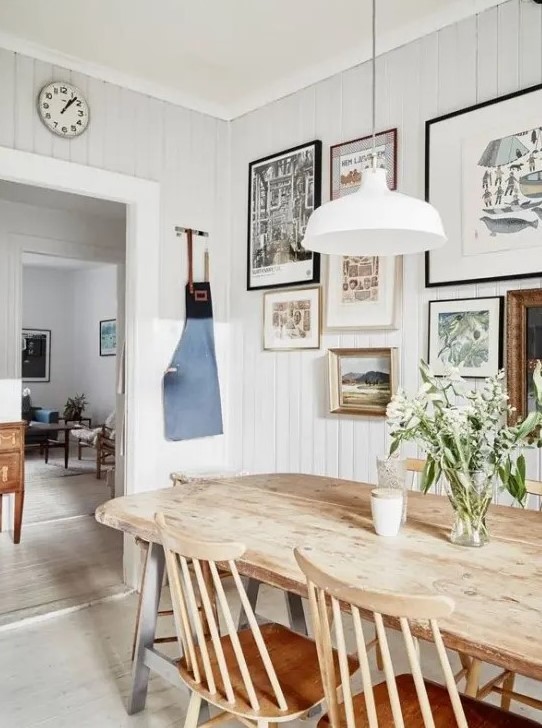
[{"x1": 302, "y1": 168, "x2": 447, "y2": 256}]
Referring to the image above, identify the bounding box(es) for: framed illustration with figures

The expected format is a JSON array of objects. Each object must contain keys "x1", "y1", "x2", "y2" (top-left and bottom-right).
[
  {"x1": 263, "y1": 287, "x2": 320, "y2": 351},
  {"x1": 428, "y1": 297, "x2": 503, "y2": 378},
  {"x1": 330, "y1": 128, "x2": 397, "y2": 199},
  {"x1": 22, "y1": 328, "x2": 51, "y2": 382},
  {"x1": 328, "y1": 347, "x2": 398, "y2": 417},
  {"x1": 100, "y1": 319, "x2": 117, "y2": 357},
  {"x1": 507, "y1": 289, "x2": 542, "y2": 423},
  {"x1": 247, "y1": 140, "x2": 321, "y2": 291},
  {"x1": 426, "y1": 83, "x2": 542, "y2": 287}
]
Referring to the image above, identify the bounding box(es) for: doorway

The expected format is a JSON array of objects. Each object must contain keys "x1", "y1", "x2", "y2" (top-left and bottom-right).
[{"x1": 0, "y1": 145, "x2": 161, "y2": 617}]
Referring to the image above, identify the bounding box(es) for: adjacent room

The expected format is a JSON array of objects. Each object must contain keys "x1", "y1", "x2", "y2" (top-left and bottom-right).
[{"x1": 1, "y1": 1, "x2": 542, "y2": 727}]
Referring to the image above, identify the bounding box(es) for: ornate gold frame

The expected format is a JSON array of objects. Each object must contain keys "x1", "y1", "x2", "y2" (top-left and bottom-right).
[
  {"x1": 328, "y1": 347, "x2": 398, "y2": 417},
  {"x1": 506, "y1": 288, "x2": 542, "y2": 423}
]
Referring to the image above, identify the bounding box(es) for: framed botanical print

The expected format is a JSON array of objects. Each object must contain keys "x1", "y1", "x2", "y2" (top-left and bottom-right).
[
  {"x1": 330, "y1": 128, "x2": 397, "y2": 199},
  {"x1": 263, "y1": 287, "x2": 320, "y2": 351},
  {"x1": 325, "y1": 255, "x2": 400, "y2": 330},
  {"x1": 507, "y1": 289, "x2": 542, "y2": 423},
  {"x1": 22, "y1": 329, "x2": 51, "y2": 382},
  {"x1": 328, "y1": 347, "x2": 398, "y2": 417},
  {"x1": 428, "y1": 297, "x2": 503, "y2": 378},
  {"x1": 247, "y1": 140, "x2": 322, "y2": 291},
  {"x1": 426, "y1": 83, "x2": 542, "y2": 287},
  {"x1": 100, "y1": 319, "x2": 117, "y2": 356}
]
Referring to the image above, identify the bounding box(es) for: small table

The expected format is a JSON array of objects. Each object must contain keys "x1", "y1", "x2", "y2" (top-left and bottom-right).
[
  {"x1": 58, "y1": 416, "x2": 92, "y2": 428},
  {"x1": 28, "y1": 422, "x2": 82, "y2": 469}
]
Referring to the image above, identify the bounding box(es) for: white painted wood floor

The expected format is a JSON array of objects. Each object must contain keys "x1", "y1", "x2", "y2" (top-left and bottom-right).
[{"x1": 1, "y1": 582, "x2": 541, "y2": 727}]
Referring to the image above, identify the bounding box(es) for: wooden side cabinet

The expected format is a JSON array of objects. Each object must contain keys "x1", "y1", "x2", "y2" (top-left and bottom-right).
[{"x1": 0, "y1": 421, "x2": 25, "y2": 544}]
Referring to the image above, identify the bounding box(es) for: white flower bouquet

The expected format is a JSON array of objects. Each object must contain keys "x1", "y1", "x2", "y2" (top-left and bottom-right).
[{"x1": 386, "y1": 361, "x2": 542, "y2": 545}]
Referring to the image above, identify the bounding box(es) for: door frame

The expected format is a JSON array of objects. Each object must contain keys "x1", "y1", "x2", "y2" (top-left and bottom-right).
[{"x1": 0, "y1": 145, "x2": 160, "y2": 587}]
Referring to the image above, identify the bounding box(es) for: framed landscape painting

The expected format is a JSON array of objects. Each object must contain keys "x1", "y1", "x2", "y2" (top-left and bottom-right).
[
  {"x1": 263, "y1": 286, "x2": 320, "y2": 351},
  {"x1": 325, "y1": 254, "x2": 399, "y2": 330},
  {"x1": 428, "y1": 297, "x2": 503, "y2": 378},
  {"x1": 328, "y1": 347, "x2": 398, "y2": 417},
  {"x1": 22, "y1": 329, "x2": 51, "y2": 382},
  {"x1": 247, "y1": 140, "x2": 321, "y2": 291},
  {"x1": 426, "y1": 83, "x2": 542, "y2": 287}
]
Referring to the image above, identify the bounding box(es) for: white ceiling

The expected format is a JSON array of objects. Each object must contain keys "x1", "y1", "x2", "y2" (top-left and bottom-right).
[
  {"x1": 0, "y1": 180, "x2": 126, "y2": 220},
  {"x1": 22, "y1": 252, "x2": 114, "y2": 271},
  {"x1": 0, "y1": 0, "x2": 508, "y2": 119}
]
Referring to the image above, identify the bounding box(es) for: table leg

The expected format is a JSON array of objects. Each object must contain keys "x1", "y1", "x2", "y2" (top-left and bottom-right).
[
  {"x1": 128, "y1": 541, "x2": 165, "y2": 715},
  {"x1": 64, "y1": 429, "x2": 69, "y2": 469},
  {"x1": 286, "y1": 592, "x2": 308, "y2": 636},
  {"x1": 238, "y1": 577, "x2": 260, "y2": 630},
  {"x1": 14, "y1": 491, "x2": 24, "y2": 544}
]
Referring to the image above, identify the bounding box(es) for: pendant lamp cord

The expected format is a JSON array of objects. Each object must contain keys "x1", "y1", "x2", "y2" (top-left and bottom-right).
[{"x1": 371, "y1": 0, "x2": 377, "y2": 170}]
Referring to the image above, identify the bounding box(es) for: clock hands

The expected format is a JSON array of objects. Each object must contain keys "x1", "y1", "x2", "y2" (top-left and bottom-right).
[{"x1": 60, "y1": 96, "x2": 77, "y2": 114}]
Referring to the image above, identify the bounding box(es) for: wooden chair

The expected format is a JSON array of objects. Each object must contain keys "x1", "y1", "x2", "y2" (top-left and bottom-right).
[
  {"x1": 96, "y1": 425, "x2": 115, "y2": 480},
  {"x1": 466, "y1": 477, "x2": 542, "y2": 714},
  {"x1": 295, "y1": 546, "x2": 540, "y2": 728},
  {"x1": 155, "y1": 513, "x2": 352, "y2": 728}
]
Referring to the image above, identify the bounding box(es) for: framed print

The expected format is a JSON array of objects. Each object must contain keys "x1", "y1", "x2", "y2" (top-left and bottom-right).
[
  {"x1": 328, "y1": 347, "x2": 398, "y2": 417},
  {"x1": 263, "y1": 287, "x2": 320, "y2": 351},
  {"x1": 507, "y1": 288, "x2": 542, "y2": 423},
  {"x1": 22, "y1": 329, "x2": 51, "y2": 382},
  {"x1": 428, "y1": 297, "x2": 503, "y2": 378},
  {"x1": 247, "y1": 140, "x2": 321, "y2": 291},
  {"x1": 426, "y1": 83, "x2": 542, "y2": 287},
  {"x1": 325, "y1": 255, "x2": 400, "y2": 330},
  {"x1": 330, "y1": 128, "x2": 397, "y2": 199},
  {"x1": 100, "y1": 319, "x2": 117, "y2": 356}
]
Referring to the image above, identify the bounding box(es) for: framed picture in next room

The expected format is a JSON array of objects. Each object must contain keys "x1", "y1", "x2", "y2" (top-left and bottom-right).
[
  {"x1": 263, "y1": 286, "x2": 320, "y2": 351},
  {"x1": 426, "y1": 83, "x2": 542, "y2": 287},
  {"x1": 100, "y1": 319, "x2": 117, "y2": 357},
  {"x1": 328, "y1": 347, "x2": 398, "y2": 417},
  {"x1": 247, "y1": 140, "x2": 321, "y2": 291},
  {"x1": 428, "y1": 297, "x2": 503, "y2": 378},
  {"x1": 22, "y1": 329, "x2": 51, "y2": 382}
]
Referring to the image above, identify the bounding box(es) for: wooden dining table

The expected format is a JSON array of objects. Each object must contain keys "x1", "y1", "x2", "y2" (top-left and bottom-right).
[{"x1": 95, "y1": 473, "x2": 542, "y2": 716}]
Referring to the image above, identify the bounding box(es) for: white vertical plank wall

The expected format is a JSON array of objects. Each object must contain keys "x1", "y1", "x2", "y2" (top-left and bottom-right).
[
  {"x1": 0, "y1": 48, "x2": 230, "y2": 473},
  {"x1": 229, "y1": 0, "x2": 542, "y2": 508}
]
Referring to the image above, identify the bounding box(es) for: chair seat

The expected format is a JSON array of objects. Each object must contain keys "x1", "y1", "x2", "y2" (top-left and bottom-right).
[
  {"x1": 179, "y1": 622, "x2": 356, "y2": 721},
  {"x1": 317, "y1": 674, "x2": 542, "y2": 728}
]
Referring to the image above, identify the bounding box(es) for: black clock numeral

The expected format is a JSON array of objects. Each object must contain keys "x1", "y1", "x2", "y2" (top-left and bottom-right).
[
  {"x1": 61, "y1": 126, "x2": 68, "y2": 133},
  {"x1": 76, "y1": 120, "x2": 82, "y2": 126},
  {"x1": 45, "y1": 113, "x2": 51, "y2": 120},
  {"x1": 42, "y1": 102, "x2": 49, "y2": 109},
  {"x1": 46, "y1": 92, "x2": 52, "y2": 100},
  {"x1": 53, "y1": 87, "x2": 59, "y2": 94},
  {"x1": 53, "y1": 121, "x2": 58, "y2": 128},
  {"x1": 60, "y1": 86, "x2": 67, "y2": 94},
  {"x1": 77, "y1": 110, "x2": 84, "y2": 117},
  {"x1": 71, "y1": 125, "x2": 76, "y2": 132},
  {"x1": 76, "y1": 100, "x2": 82, "y2": 107}
]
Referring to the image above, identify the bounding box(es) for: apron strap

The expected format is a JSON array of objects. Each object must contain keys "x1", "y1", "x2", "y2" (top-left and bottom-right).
[{"x1": 187, "y1": 228, "x2": 194, "y2": 295}]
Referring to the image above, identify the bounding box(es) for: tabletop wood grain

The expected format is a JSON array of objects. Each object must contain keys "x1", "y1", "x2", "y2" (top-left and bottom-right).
[{"x1": 95, "y1": 473, "x2": 542, "y2": 681}]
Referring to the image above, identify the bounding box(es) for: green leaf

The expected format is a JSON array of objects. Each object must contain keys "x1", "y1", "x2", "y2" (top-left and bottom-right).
[
  {"x1": 517, "y1": 453, "x2": 526, "y2": 482},
  {"x1": 421, "y1": 458, "x2": 436, "y2": 494},
  {"x1": 389, "y1": 439, "x2": 400, "y2": 457}
]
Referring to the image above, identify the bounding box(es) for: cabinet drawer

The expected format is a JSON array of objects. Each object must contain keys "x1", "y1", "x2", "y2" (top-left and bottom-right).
[
  {"x1": 0, "y1": 452, "x2": 22, "y2": 492},
  {"x1": 0, "y1": 427, "x2": 22, "y2": 453}
]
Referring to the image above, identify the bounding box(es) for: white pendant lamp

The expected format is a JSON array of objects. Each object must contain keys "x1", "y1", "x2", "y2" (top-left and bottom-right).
[{"x1": 302, "y1": 0, "x2": 447, "y2": 257}]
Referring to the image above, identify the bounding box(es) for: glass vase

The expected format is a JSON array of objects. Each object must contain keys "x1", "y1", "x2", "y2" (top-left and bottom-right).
[{"x1": 445, "y1": 469, "x2": 493, "y2": 547}]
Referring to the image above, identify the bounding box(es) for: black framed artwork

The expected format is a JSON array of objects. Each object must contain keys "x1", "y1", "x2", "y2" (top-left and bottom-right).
[
  {"x1": 427, "y1": 296, "x2": 504, "y2": 379},
  {"x1": 247, "y1": 140, "x2": 321, "y2": 291},
  {"x1": 99, "y1": 319, "x2": 117, "y2": 356},
  {"x1": 426, "y1": 83, "x2": 542, "y2": 287},
  {"x1": 22, "y1": 328, "x2": 51, "y2": 382}
]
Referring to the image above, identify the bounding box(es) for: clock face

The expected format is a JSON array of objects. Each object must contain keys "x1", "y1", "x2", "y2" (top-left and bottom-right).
[{"x1": 38, "y1": 82, "x2": 90, "y2": 138}]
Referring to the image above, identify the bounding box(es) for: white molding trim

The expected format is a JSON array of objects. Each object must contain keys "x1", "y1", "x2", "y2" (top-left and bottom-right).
[
  {"x1": 0, "y1": 0, "x2": 509, "y2": 121},
  {"x1": 0, "y1": 146, "x2": 160, "y2": 589}
]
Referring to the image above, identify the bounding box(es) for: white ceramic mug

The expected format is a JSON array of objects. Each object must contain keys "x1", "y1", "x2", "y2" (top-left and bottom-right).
[{"x1": 371, "y1": 488, "x2": 404, "y2": 537}]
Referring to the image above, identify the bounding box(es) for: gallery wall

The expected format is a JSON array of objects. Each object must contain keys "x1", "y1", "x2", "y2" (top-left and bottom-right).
[{"x1": 228, "y1": 0, "x2": 542, "y2": 499}]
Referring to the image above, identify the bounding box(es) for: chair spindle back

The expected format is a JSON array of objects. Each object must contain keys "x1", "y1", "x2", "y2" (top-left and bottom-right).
[
  {"x1": 155, "y1": 512, "x2": 288, "y2": 713},
  {"x1": 295, "y1": 547, "x2": 468, "y2": 728}
]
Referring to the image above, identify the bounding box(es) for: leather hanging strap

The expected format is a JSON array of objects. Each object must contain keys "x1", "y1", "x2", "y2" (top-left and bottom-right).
[{"x1": 187, "y1": 228, "x2": 194, "y2": 295}]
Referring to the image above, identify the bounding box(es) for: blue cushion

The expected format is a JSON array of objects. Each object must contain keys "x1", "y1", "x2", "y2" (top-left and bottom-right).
[{"x1": 32, "y1": 409, "x2": 59, "y2": 424}]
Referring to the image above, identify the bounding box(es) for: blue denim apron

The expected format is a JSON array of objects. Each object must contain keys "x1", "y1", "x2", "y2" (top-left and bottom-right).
[{"x1": 163, "y1": 281, "x2": 223, "y2": 441}]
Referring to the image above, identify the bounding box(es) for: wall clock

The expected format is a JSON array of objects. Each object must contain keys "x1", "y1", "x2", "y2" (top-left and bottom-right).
[{"x1": 37, "y1": 81, "x2": 90, "y2": 138}]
